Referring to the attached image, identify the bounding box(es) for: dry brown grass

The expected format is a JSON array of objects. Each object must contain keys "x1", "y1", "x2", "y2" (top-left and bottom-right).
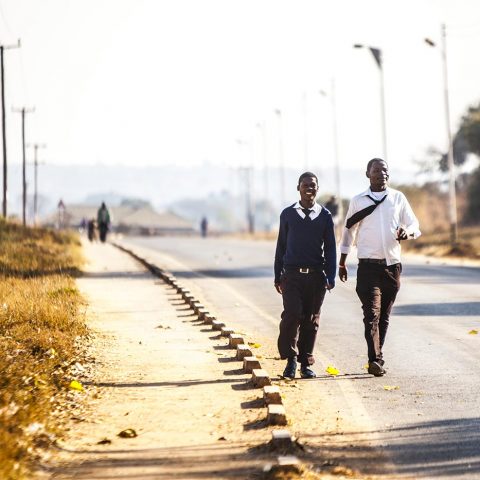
[{"x1": 0, "y1": 219, "x2": 87, "y2": 479}]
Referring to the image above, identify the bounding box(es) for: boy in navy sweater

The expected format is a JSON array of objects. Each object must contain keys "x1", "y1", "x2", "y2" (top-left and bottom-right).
[{"x1": 274, "y1": 172, "x2": 336, "y2": 379}]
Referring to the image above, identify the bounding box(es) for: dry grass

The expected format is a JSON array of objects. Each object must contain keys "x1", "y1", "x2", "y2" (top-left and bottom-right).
[
  {"x1": 0, "y1": 219, "x2": 87, "y2": 479},
  {"x1": 403, "y1": 225, "x2": 480, "y2": 259}
]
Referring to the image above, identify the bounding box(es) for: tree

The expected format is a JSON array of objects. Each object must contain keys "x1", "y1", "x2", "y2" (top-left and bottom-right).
[{"x1": 457, "y1": 102, "x2": 480, "y2": 223}]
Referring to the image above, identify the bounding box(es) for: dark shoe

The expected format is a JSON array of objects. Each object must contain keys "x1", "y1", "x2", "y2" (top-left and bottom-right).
[
  {"x1": 282, "y1": 357, "x2": 297, "y2": 379},
  {"x1": 368, "y1": 361, "x2": 386, "y2": 377},
  {"x1": 300, "y1": 365, "x2": 317, "y2": 379}
]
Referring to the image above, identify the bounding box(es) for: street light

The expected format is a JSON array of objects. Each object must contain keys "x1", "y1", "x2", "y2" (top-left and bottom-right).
[
  {"x1": 274, "y1": 108, "x2": 285, "y2": 206},
  {"x1": 353, "y1": 43, "x2": 388, "y2": 162},
  {"x1": 236, "y1": 138, "x2": 255, "y2": 234},
  {"x1": 425, "y1": 24, "x2": 458, "y2": 245},
  {"x1": 319, "y1": 78, "x2": 344, "y2": 232}
]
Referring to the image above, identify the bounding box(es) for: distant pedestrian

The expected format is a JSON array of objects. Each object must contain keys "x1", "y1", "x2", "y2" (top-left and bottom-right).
[
  {"x1": 325, "y1": 195, "x2": 339, "y2": 220},
  {"x1": 87, "y1": 219, "x2": 97, "y2": 242},
  {"x1": 97, "y1": 202, "x2": 111, "y2": 243},
  {"x1": 339, "y1": 158, "x2": 421, "y2": 376},
  {"x1": 200, "y1": 216, "x2": 208, "y2": 238},
  {"x1": 274, "y1": 172, "x2": 337, "y2": 379}
]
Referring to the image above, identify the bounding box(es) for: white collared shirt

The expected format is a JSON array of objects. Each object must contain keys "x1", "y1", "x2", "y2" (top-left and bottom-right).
[
  {"x1": 293, "y1": 201, "x2": 322, "y2": 220},
  {"x1": 339, "y1": 187, "x2": 421, "y2": 265}
]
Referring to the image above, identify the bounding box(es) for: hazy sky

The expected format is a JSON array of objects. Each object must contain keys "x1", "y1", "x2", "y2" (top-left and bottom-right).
[{"x1": 1, "y1": 0, "x2": 480, "y2": 180}]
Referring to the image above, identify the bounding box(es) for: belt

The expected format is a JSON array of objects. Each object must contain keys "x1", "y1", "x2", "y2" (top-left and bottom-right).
[
  {"x1": 358, "y1": 258, "x2": 387, "y2": 265},
  {"x1": 285, "y1": 267, "x2": 318, "y2": 274}
]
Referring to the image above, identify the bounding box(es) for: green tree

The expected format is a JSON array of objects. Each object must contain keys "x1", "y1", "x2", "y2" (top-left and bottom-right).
[{"x1": 458, "y1": 103, "x2": 480, "y2": 223}]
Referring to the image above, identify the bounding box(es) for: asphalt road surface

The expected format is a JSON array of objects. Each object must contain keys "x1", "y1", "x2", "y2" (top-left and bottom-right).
[{"x1": 125, "y1": 235, "x2": 480, "y2": 479}]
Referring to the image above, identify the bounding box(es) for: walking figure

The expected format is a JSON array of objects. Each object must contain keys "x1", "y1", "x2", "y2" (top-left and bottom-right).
[
  {"x1": 339, "y1": 158, "x2": 421, "y2": 376},
  {"x1": 274, "y1": 172, "x2": 337, "y2": 379},
  {"x1": 97, "y1": 202, "x2": 111, "y2": 243},
  {"x1": 200, "y1": 216, "x2": 208, "y2": 238}
]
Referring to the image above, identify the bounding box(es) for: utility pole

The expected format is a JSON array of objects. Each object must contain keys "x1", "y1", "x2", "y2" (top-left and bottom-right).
[
  {"x1": 274, "y1": 109, "x2": 285, "y2": 207},
  {"x1": 27, "y1": 143, "x2": 46, "y2": 226},
  {"x1": 1, "y1": 39, "x2": 21, "y2": 218},
  {"x1": 256, "y1": 121, "x2": 270, "y2": 231},
  {"x1": 302, "y1": 91, "x2": 309, "y2": 170},
  {"x1": 424, "y1": 25, "x2": 458, "y2": 245},
  {"x1": 12, "y1": 107, "x2": 35, "y2": 226},
  {"x1": 353, "y1": 44, "x2": 388, "y2": 162}
]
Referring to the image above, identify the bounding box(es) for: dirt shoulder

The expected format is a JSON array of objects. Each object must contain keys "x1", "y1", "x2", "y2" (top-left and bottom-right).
[
  {"x1": 48, "y1": 241, "x2": 278, "y2": 479},
  {"x1": 48, "y1": 240, "x2": 383, "y2": 480}
]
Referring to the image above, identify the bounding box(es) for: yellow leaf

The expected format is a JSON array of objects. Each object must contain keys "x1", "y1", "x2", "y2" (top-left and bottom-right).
[
  {"x1": 364, "y1": 364, "x2": 369, "y2": 370},
  {"x1": 326, "y1": 365, "x2": 339, "y2": 376},
  {"x1": 248, "y1": 342, "x2": 261, "y2": 348},
  {"x1": 118, "y1": 428, "x2": 137, "y2": 438},
  {"x1": 468, "y1": 329, "x2": 478, "y2": 335},
  {"x1": 69, "y1": 380, "x2": 84, "y2": 391},
  {"x1": 383, "y1": 385, "x2": 399, "y2": 391}
]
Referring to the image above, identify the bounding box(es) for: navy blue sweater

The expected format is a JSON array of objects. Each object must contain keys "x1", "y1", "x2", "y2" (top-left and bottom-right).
[{"x1": 274, "y1": 204, "x2": 337, "y2": 286}]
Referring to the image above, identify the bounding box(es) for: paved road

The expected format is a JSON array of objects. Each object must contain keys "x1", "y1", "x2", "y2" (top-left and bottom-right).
[{"x1": 125, "y1": 235, "x2": 480, "y2": 479}]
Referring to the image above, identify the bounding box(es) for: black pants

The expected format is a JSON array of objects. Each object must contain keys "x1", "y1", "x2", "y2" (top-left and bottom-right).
[
  {"x1": 99, "y1": 224, "x2": 108, "y2": 243},
  {"x1": 356, "y1": 262, "x2": 401, "y2": 364},
  {"x1": 278, "y1": 271, "x2": 327, "y2": 366}
]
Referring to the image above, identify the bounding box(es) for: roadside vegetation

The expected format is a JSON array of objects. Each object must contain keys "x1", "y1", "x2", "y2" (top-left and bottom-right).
[{"x1": 0, "y1": 219, "x2": 87, "y2": 479}]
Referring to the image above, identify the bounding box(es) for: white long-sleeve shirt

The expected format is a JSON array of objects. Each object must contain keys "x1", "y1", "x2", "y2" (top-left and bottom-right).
[{"x1": 340, "y1": 187, "x2": 421, "y2": 266}]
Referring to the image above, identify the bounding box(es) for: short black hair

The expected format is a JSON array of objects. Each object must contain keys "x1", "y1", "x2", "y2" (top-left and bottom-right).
[
  {"x1": 298, "y1": 171, "x2": 318, "y2": 185},
  {"x1": 366, "y1": 158, "x2": 388, "y2": 172}
]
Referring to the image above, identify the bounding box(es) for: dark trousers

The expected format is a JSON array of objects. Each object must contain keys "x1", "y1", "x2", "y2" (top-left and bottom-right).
[
  {"x1": 356, "y1": 262, "x2": 401, "y2": 364},
  {"x1": 278, "y1": 271, "x2": 327, "y2": 366}
]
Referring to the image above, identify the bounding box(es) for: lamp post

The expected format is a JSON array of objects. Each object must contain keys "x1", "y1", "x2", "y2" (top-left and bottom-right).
[
  {"x1": 425, "y1": 24, "x2": 458, "y2": 245},
  {"x1": 319, "y1": 78, "x2": 343, "y2": 231},
  {"x1": 274, "y1": 108, "x2": 285, "y2": 207},
  {"x1": 236, "y1": 138, "x2": 255, "y2": 234},
  {"x1": 353, "y1": 44, "x2": 388, "y2": 162}
]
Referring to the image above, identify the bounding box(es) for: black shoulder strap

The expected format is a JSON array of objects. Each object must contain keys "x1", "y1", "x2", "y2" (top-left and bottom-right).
[{"x1": 345, "y1": 194, "x2": 387, "y2": 229}]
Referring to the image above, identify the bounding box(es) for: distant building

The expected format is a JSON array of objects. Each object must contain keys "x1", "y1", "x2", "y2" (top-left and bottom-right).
[{"x1": 42, "y1": 204, "x2": 194, "y2": 235}]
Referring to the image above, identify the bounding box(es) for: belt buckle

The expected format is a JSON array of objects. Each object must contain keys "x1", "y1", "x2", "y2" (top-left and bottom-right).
[{"x1": 299, "y1": 267, "x2": 309, "y2": 274}]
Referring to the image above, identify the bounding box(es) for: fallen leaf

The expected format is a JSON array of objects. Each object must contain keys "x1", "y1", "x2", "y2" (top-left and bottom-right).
[
  {"x1": 468, "y1": 329, "x2": 478, "y2": 335},
  {"x1": 383, "y1": 385, "x2": 399, "y2": 391},
  {"x1": 326, "y1": 365, "x2": 339, "y2": 376},
  {"x1": 97, "y1": 438, "x2": 112, "y2": 445},
  {"x1": 118, "y1": 428, "x2": 137, "y2": 438},
  {"x1": 69, "y1": 380, "x2": 84, "y2": 391},
  {"x1": 248, "y1": 342, "x2": 261, "y2": 348},
  {"x1": 363, "y1": 364, "x2": 369, "y2": 370}
]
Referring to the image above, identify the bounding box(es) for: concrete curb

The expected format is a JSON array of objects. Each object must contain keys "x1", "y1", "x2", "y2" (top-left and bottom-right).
[{"x1": 111, "y1": 241, "x2": 293, "y2": 472}]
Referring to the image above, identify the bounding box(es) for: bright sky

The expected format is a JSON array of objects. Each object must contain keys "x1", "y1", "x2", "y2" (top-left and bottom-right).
[{"x1": 1, "y1": 0, "x2": 480, "y2": 179}]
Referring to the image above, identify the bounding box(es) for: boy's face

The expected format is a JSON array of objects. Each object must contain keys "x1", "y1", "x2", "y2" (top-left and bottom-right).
[
  {"x1": 367, "y1": 160, "x2": 389, "y2": 189},
  {"x1": 297, "y1": 176, "x2": 318, "y2": 205}
]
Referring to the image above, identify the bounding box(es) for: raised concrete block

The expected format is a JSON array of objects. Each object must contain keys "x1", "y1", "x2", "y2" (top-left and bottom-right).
[
  {"x1": 271, "y1": 429, "x2": 293, "y2": 448},
  {"x1": 183, "y1": 294, "x2": 195, "y2": 303},
  {"x1": 212, "y1": 320, "x2": 226, "y2": 331},
  {"x1": 243, "y1": 356, "x2": 261, "y2": 373},
  {"x1": 198, "y1": 308, "x2": 209, "y2": 320},
  {"x1": 252, "y1": 368, "x2": 271, "y2": 388},
  {"x1": 192, "y1": 302, "x2": 204, "y2": 314},
  {"x1": 221, "y1": 327, "x2": 235, "y2": 337},
  {"x1": 203, "y1": 315, "x2": 215, "y2": 325},
  {"x1": 236, "y1": 344, "x2": 253, "y2": 360},
  {"x1": 229, "y1": 334, "x2": 245, "y2": 348},
  {"x1": 263, "y1": 385, "x2": 282, "y2": 405},
  {"x1": 267, "y1": 404, "x2": 287, "y2": 425}
]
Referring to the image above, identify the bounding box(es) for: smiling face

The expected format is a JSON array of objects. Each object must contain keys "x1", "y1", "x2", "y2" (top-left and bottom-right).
[
  {"x1": 366, "y1": 159, "x2": 389, "y2": 191},
  {"x1": 297, "y1": 175, "x2": 318, "y2": 208}
]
